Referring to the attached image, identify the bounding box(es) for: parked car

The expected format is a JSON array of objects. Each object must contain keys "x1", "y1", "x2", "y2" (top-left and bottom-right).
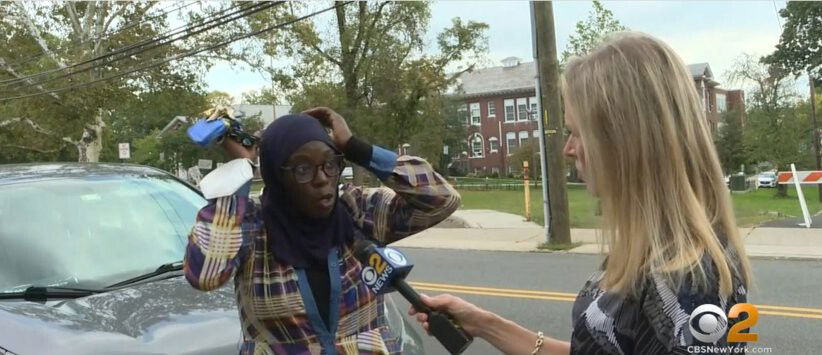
[
  {"x1": 757, "y1": 171, "x2": 778, "y2": 188},
  {"x1": 0, "y1": 163, "x2": 422, "y2": 355}
]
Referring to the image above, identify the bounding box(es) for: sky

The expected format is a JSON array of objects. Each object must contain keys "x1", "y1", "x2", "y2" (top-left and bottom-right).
[{"x1": 204, "y1": 0, "x2": 805, "y2": 102}]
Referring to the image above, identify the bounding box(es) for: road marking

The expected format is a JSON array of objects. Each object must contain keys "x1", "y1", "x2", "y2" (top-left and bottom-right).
[{"x1": 410, "y1": 281, "x2": 822, "y2": 320}]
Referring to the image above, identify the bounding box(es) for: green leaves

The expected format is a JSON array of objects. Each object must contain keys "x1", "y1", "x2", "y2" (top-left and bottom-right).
[
  {"x1": 762, "y1": 2, "x2": 822, "y2": 78},
  {"x1": 560, "y1": 0, "x2": 627, "y2": 63}
]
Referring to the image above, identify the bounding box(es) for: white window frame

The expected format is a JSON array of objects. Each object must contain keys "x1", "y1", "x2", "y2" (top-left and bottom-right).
[
  {"x1": 487, "y1": 101, "x2": 496, "y2": 118},
  {"x1": 506, "y1": 132, "x2": 518, "y2": 155},
  {"x1": 488, "y1": 137, "x2": 499, "y2": 153},
  {"x1": 470, "y1": 133, "x2": 484, "y2": 158},
  {"x1": 504, "y1": 99, "x2": 516, "y2": 123},
  {"x1": 470, "y1": 102, "x2": 481, "y2": 126},
  {"x1": 519, "y1": 130, "x2": 529, "y2": 146},
  {"x1": 516, "y1": 98, "x2": 528, "y2": 121},
  {"x1": 458, "y1": 104, "x2": 468, "y2": 125},
  {"x1": 717, "y1": 93, "x2": 727, "y2": 112},
  {"x1": 529, "y1": 96, "x2": 539, "y2": 121}
]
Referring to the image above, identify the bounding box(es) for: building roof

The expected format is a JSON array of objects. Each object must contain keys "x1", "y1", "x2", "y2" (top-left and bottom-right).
[
  {"x1": 231, "y1": 104, "x2": 292, "y2": 127},
  {"x1": 455, "y1": 61, "x2": 537, "y2": 97},
  {"x1": 687, "y1": 62, "x2": 713, "y2": 79},
  {"x1": 157, "y1": 116, "x2": 188, "y2": 137},
  {"x1": 455, "y1": 61, "x2": 718, "y2": 98}
]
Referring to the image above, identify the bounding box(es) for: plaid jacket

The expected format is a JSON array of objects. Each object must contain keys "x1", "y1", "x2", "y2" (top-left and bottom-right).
[{"x1": 184, "y1": 146, "x2": 460, "y2": 355}]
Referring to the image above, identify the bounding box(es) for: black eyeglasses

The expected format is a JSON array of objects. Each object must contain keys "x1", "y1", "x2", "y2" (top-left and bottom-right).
[{"x1": 281, "y1": 155, "x2": 345, "y2": 184}]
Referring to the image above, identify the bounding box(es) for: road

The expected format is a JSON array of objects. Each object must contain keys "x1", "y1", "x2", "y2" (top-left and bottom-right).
[{"x1": 396, "y1": 248, "x2": 822, "y2": 355}]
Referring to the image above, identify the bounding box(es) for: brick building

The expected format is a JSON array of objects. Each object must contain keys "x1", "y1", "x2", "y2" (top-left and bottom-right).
[{"x1": 452, "y1": 57, "x2": 745, "y2": 176}]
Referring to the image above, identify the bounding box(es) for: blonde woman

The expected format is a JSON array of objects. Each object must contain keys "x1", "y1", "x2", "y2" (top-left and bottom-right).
[{"x1": 410, "y1": 32, "x2": 753, "y2": 354}]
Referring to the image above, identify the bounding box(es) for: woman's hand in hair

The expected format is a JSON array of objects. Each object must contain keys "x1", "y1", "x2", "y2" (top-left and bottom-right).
[
  {"x1": 302, "y1": 107, "x2": 353, "y2": 150},
  {"x1": 408, "y1": 293, "x2": 490, "y2": 338}
]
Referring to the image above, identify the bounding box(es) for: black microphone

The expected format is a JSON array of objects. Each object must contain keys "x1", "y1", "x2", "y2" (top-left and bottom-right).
[{"x1": 353, "y1": 240, "x2": 473, "y2": 355}]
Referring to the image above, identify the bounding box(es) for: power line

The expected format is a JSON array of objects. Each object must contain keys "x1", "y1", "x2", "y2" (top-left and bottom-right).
[
  {"x1": 772, "y1": 0, "x2": 783, "y2": 31},
  {"x1": 1, "y1": 2, "x2": 268, "y2": 89},
  {"x1": 2, "y1": 1, "x2": 201, "y2": 70},
  {"x1": 0, "y1": 2, "x2": 352, "y2": 103}
]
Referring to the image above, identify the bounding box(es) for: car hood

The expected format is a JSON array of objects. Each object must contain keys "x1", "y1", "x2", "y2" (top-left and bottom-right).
[{"x1": 0, "y1": 276, "x2": 241, "y2": 355}]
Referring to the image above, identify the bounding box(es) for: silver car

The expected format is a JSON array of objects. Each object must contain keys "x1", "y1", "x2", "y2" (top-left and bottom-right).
[
  {"x1": 757, "y1": 171, "x2": 777, "y2": 188},
  {"x1": 0, "y1": 163, "x2": 422, "y2": 355}
]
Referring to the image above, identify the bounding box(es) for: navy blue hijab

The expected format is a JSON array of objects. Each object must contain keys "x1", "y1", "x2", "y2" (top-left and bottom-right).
[{"x1": 258, "y1": 114, "x2": 355, "y2": 269}]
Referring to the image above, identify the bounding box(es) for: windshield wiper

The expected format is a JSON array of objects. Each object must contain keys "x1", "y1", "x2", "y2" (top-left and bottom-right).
[
  {"x1": 106, "y1": 261, "x2": 184, "y2": 288},
  {"x1": 0, "y1": 286, "x2": 104, "y2": 302}
]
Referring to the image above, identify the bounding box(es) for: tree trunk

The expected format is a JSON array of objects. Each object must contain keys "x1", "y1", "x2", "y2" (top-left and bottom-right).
[{"x1": 69, "y1": 109, "x2": 106, "y2": 163}]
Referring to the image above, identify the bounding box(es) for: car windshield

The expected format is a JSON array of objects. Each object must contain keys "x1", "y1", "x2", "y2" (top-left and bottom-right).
[
  {"x1": 0, "y1": 174, "x2": 206, "y2": 293},
  {"x1": 761, "y1": 172, "x2": 776, "y2": 178}
]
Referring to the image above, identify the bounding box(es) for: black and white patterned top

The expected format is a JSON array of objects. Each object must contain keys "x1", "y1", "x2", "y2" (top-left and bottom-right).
[{"x1": 570, "y1": 255, "x2": 748, "y2": 355}]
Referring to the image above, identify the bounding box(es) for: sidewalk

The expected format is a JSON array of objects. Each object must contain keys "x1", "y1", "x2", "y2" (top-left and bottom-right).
[{"x1": 392, "y1": 210, "x2": 822, "y2": 260}]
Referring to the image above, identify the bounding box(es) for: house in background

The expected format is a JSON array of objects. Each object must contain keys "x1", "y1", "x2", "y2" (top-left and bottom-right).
[
  {"x1": 451, "y1": 57, "x2": 746, "y2": 176},
  {"x1": 231, "y1": 104, "x2": 293, "y2": 128}
]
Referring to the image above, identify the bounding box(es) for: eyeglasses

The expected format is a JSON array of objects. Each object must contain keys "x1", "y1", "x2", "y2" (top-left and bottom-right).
[{"x1": 281, "y1": 155, "x2": 345, "y2": 184}]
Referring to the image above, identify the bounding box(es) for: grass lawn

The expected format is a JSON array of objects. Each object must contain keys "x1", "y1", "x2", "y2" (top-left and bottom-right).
[{"x1": 458, "y1": 185, "x2": 822, "y2": 228}]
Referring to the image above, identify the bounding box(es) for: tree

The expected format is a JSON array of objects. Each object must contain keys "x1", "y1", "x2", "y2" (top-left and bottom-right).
[
  {"x1": 0, "y1": 2, "x2": 221, "y2": 163},
  {"x1": 715, "y1": 110, "x2": 747, "y2": 175},
  {"x1": 762, "y1": 2, "x2": 822, "y2": 78},
  {"x1": 244, "y1": 2, "x2": 488, "y2": 184},
  {"x1": 206, "y1": 91, "x2": 234, "y2": 107},
  {"x1": 726, "y1": 54, "x2": 815, "y2": 196},
  {"x1": 560, "y1": 0, "x2": 628, "y2": 63},
  {"x1": 241, "y1": 87, "x2": 279, "y2": 105},
  {"x1": 509, "y1": 141, "x2": 541, "y2": 180}
]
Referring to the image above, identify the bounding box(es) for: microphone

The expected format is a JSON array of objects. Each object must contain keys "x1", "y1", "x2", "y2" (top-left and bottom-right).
[{"x1": 353, "y1": 240, "x2": 473, "y2": 355}]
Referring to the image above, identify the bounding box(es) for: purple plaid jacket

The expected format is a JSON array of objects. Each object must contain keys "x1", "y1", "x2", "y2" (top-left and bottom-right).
[{"x1": 184, "y1": 148, "x2": 459, "y2": 355}]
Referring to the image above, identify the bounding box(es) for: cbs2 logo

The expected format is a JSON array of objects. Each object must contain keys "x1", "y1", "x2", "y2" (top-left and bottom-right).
[
  {"x1": 369, "y1": 254, "x2": 387, "y2": 274},
  {"x1": 690, "y1": 303, "x2": 758, "y2": 343}
]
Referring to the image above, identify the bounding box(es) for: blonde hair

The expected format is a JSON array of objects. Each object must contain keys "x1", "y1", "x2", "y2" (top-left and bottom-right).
[{"x1": 562, "y1": 32, "x2": 751, "y2": 298}]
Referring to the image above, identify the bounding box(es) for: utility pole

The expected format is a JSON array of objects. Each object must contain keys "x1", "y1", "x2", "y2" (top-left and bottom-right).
[
  {"x1": 811, "y1": 75, "x2": 821, "y2": 202},
  {"x1": 531, "y1": 1, "x2": 571, "y2": 244}
]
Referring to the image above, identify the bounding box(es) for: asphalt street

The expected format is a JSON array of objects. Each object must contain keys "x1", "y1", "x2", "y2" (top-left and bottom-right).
[{"x1": 397, "y1": 248, "x2": 822, "y2": 355}]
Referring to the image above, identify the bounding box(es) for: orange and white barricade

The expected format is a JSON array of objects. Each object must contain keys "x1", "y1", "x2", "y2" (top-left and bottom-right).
[{"x1": 777, "y1": 165, "x2": 822, "y2": 228}]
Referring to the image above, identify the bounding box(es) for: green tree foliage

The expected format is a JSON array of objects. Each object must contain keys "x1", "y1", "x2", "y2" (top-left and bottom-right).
[
  {"x1": 561, "y1": 0, "x2": 628, "y2": 63},
  {"x1": 244, "y1": 2, "x2": 488, "y2": 182},
  {"x1": 762, "y1": 2, "x2": 822, "y2": 78},
  {"x1": 0, "y1": 2, "x2": 215, "y2": 163},
  {"x1": 715, "y1": 110, "x2": 747, "y2": 175}
]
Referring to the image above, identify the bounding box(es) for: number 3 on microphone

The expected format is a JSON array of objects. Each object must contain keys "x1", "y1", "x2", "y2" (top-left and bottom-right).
[{"x1": 369, "y1": 254, "x2": 387, "y2": 274}]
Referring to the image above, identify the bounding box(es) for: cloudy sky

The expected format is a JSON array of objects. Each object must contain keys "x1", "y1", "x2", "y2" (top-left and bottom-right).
[{"x1": 205, "y1": 0, "x2": 803, "y2": 101}]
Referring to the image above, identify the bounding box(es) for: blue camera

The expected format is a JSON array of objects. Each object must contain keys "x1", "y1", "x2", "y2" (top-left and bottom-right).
[{"x1": 187, "y1": 118, "x2": 257, "y2": 147}]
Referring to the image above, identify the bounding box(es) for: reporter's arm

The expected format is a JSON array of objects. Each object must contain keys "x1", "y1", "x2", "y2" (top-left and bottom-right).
[
  {"x1": 478, "y1": 311, "x2": 570, "y2": 355},
  {"x1": 413, "y1": 294, "x2": 570, "y2": 355}
]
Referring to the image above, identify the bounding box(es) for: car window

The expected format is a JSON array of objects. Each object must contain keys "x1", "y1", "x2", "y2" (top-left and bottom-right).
[{"x1": 0, "y1": 175, "x2": 206, "y2": 293}]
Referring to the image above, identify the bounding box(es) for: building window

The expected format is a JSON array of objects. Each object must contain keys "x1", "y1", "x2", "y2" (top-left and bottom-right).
[
  {"x1": 529, "y1": 96, "x2": 539, "y2": 120},
  {"x1": 504, "y1": 99, "x2": 516, "y2": 122},
  {"x1": 470, "y1": 102, "x2": 481, "y2": 126},
  {"x1": 488, "y1": 101, "x2": 496, "y2": 117},
  {"x1": 517, "y1": 98, "x2": 528, "y2": 121},
  {"x1": 519, "y1": 130, "x2": 529, "y2": 146},
  {"x1": 489, "y1": 137, "x2": 499, "y2": 153},
  {"x1": 458, "y1": 104, "x2": 468, "y2": 125},
  {"x1": 506, "y1": 132, "x2": 518, "y2": 155},
  {"x1": 492, "y1": 167, "x2": 500, "y2": 175},
  {"x1": 470, "y1": 133, "x2": 484, "y2": 158},
  {"x1": 533, "y1": 130, "x2": 539, "y2": 138},
  {"x1": 717, "y1": 93, "x2": 727, "y2": 112}
]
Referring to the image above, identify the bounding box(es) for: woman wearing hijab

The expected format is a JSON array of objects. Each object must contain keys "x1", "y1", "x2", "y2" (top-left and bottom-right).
[{"x1": 184, "y1": 107, "x2": 460, "y2": 354}]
